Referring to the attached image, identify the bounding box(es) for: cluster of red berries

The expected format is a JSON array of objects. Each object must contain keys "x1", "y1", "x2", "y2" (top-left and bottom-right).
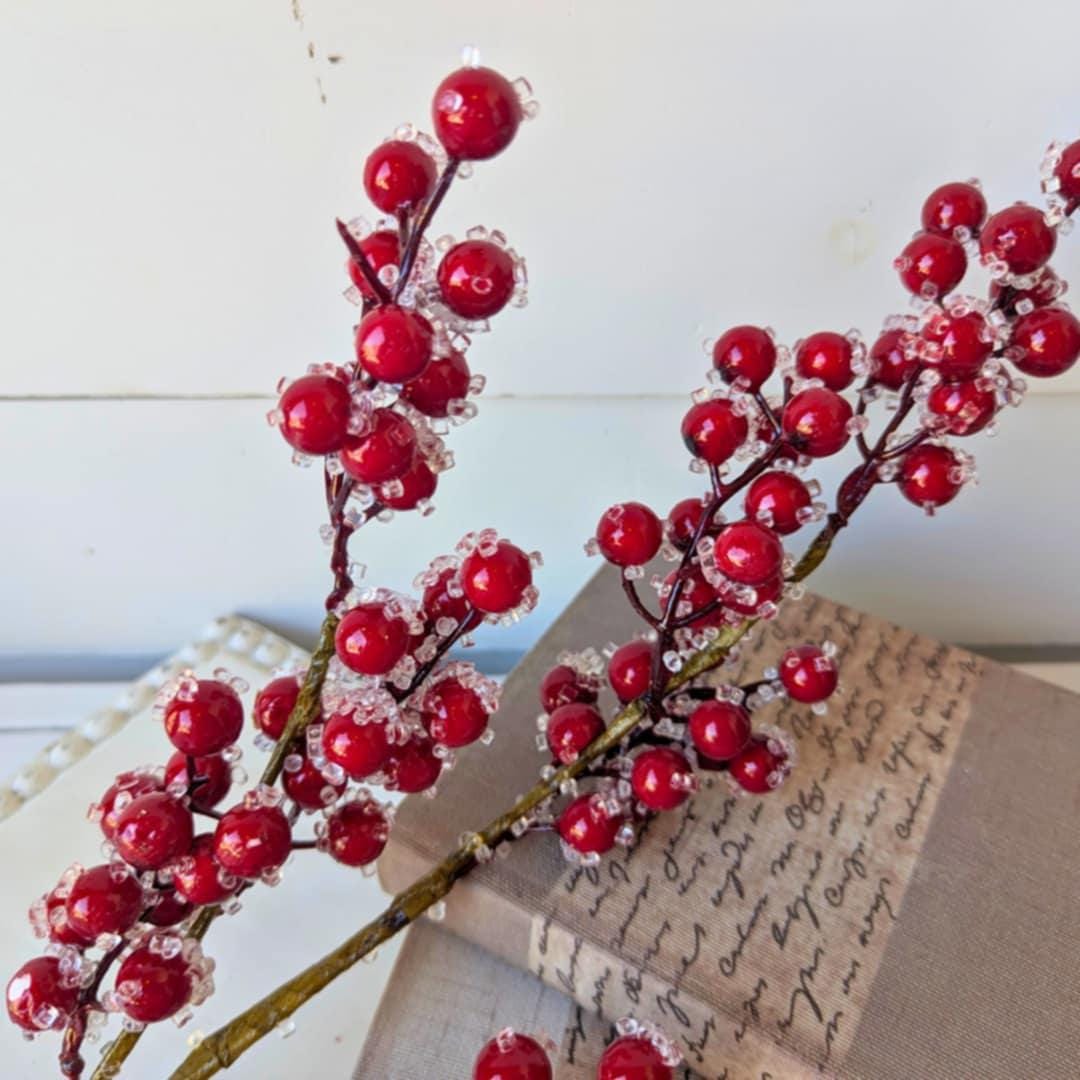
[{"x1": 473, "y1": 1018, "x2": 682, "y2": 1080}]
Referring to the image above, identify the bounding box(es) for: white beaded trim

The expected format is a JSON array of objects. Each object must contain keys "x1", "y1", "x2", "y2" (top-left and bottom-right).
[{"x1": 0, "y1": 615, "x2": 309, "y2": 823}]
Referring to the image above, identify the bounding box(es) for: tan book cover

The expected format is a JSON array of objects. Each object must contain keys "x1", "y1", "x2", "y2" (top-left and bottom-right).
[{"x1": 377, "y1": 567, "x2": 1080, "y2": 1079}]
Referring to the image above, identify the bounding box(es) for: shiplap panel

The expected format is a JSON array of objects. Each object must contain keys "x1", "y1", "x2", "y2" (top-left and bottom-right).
[{"x1": 1, "y1": 1, "x2": 1080, "y2": 398}]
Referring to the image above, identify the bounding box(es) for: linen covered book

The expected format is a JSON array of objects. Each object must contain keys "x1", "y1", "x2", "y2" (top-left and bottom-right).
[{"x1": 376, "y1": 566, "x2": 1080, "y2": 1079}]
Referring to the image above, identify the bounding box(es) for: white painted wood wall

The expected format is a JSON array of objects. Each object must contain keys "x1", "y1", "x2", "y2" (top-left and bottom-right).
[{"x1": 3, "y1": 0, "x2": 1079, "y2": 666}]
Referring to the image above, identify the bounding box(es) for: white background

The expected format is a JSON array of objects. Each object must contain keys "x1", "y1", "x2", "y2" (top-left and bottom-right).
[{"x1": 2, "y1": 0, "x2": 1079, "y2": 664}]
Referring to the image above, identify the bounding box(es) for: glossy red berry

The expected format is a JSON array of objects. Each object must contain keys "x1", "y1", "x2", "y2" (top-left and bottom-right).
[
  {"x1": 595, "y1": 502, "x2": 663, "y2": 567},
  {"x1": 794, "y1": 331, "x2": 855, "y2": 391},
  {"x1": 252, "y1": 676, "x2": 301, "y2": 741},
  {"x1": 729, "y1": 735, "x2": 791, "y2": 794},
  {"x1": 781, "y1": 388, "x2": 853, "y2": 457},
  {"x1": 980, "y1": 203, "x2": 1056, "y2": 275},
  {"x1": 689, "y1": 700, "x2": 752, "y2": 761},
  {"x1": 283, "y1": 754, "x2": 346, "y2": 811},
  {"x1": 213, "y1": 803, "x2": 291, "y2": 879},
  {"x1": 926, "y1": 378, "x2": 996, "y2": 436},
  {"x1": 340, "y1": 408, "x2": 417, "y2": 484},
  {"x1": 163, "y1": 679, "x2": 243, "y2": 758},
  {"x1": 114, "y1": 945, "x2": 193, "y2": 1023},
  {"x1": 896, "y1": 231, "x2": 967, "y2": 298},
  {"x1": 921, "y1": 181, "x2": 987, "y2": 237},
  {"x1": 1010, "y1": 306, "x2": 1080, "y2": 378},
  {"x1": 608, "y1": 640, "x2": 653, "y2": 703},
  {"x1": 869, "y1": 329, "x2": 919, "y2": 391},
  {"x1": 1054, "y1": 139, "x2": 1080, "y2": 209},
  {"x1": 663, "y1": 566, "x2": 721, "y2": 629},
  {"x1": 438, "y1": 240, "x2": 516, "y2": 319},
  {"x1": 113, "y1": 793, "x2": 194, "y2": 871},
  {"x1": 40, "y1": 889, "x2": 90, "y2": 946},
  {"x1": 712, "y1": 325, "x2": 776, "y2": 390},
  {"x1": 347, "y1": 229, "x2": 401, "y2": 300},
  {"x1": 714, "y1": 521, "x2": 784, "y2": 586},
  {"x1": 546, "y1": 703, "x2": 605, "y2": 765},
  {"x1": 173, "y1": 834, "x2": 237, "y2": 906},
  {"x1": 422, "y1": 679, "x2": 489, "y2": 747},
  {"x1": 744, "y1": 471, "x2": 811, "y2": 535},
  {"x1": 460, "y1": 540, "x2": 533, "y2": 613},
  {"x1": 144, "y1": 890, "x2": 192, "y2": 929},
  {"x1": 400, "y1": 351, "x2": 471, "y2": 417},
  {"x1": 665, "y1": 497, "x2": 716, "y2": 550},
  {"x1": 598, "y1": 1034, "x2": 674, "y2": 1080},
  {"x1": 165, "y1": 752, "x2": 231, "y2": 812},
  {"x1": 363, "y1": 140, "x2": 437, "y2": 214},
  {"x1": 65, "y1": 865, "x2": 144, "y2": 940},
  {"x1": 355, "y1": 306, "x2": 433, "y2": 384},
  {"x1": 380, "y1": 457, "x2": 438, "y2": 510},
  {"x1": 384, "y1": 736, "x2": 443, "y2": 794},
  {"x1": 422, "y1": 567, "x2": 470, "y2": 626},
  {"x1": 539, "y1": 664, "x2": 598, "y2": 713},
  {"x1": 335, "y1": 603, "x2": 410, "y2": 676},
  {"x1": 557, "y1": 795, "x2": 624, "y2": 855},
  {"x1": 325, "y1": 798, "x2": 389, "y2": 867},
  {"x1": 990, "y1": 267, "x2": 1064, "y2": 313},
  {"x1": 899, "y1": 444, "x2": 963, "y2": 509},
  {"x1": 432, "y1": 66, "x2": 522, "y2": 161},
  {"x1": 322, "y1": 714, "x2": 392, "y2": 781},
  {"x1": 631, "y1": 747, "x2": 696, "y2": 811},
  {"x1": 721, "y1": 572, "x2": 783, "y2": 617},
  {"x1": 680, "y1": 399, "x2": 749, "y2": 465},
  {"x1": 6, "y1": 957, "x2": 79, "y2": 1032},
  {"x1": 473, "y1": 1031, "x2": 553, "y2": 1080},
  {"x1": 277, "y1": 374, "x2": 352, "y2": 456},
  {"x1": 98, "y1": 772, "x2": 163, "y2": 841},
  {"x1": 779, "y1": 645, "x2": 838, "y2": 703},
  {"x1": 923, "y1": 310, "x2": 993, "y2": 380}
]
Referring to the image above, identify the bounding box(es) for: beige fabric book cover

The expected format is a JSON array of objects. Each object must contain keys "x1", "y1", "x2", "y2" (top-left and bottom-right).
[{"x1": 377, "y1": 567, "x2": 1080, "y2": 1079}]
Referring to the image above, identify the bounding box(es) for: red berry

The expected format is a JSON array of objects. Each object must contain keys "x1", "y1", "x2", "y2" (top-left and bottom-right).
[
  {"x1": 781, "y1": 387, "x2": 853, "y2": 458},
  {"x1": 355, "y1": 306, "x2": 433, "y2": 384},
  {"x1": 899, "y1": 444, "x2": 963, "y2": 509},
  {"x1": 165, "y1": 752, "x2": 231, "y2": 812},
  {"x1": 422, "y1": 679, "x2": 489, "y2": 747},
  {"x1": 213, "y1": 803, "x2": 291, "y2": 879},
  {"x1": 896, "y1": 231, "x2": 967, "y2": 298},
  {"x1": 794, "y1": 331, "x2": 855, "y2": 391},
  {"x1": 145, "y1": 891, "x2": 192, "y2": 928},
  {"x1": 253, "y1": 676, "x2": 301, "y2": 741},
  {"x1": 1054, "y1": 139, "x2": 1080, "y2": 209},
  {"x1": 869, "y1": 329, "x2": 919, "y2": 390},
  {"x1": 721, "y1": 572, "x2": 783, "y2": 618},
  {"x1": 363, "y1": 139, "x2": 437, "y2": 214},
  {"x1": 546, "y1": 703, "x2": 605, "y2": 765},
  {"x1": 173, "y1": 834, "x2": 237, "y2": 906},
  {"x1": 66, "y1": 865, "x2": 144, "y2": 940},
  {"x1": 322, "y1": 713, "x2": 392, "y2": 780},
  {"x1": 1011, "y1": 306, "x2": 1080, "y2": 378},
  {"x1": 460, "y1": 540, "x2": 533, "y2": 613},
  {"x1": 6, "y1": 957, "x2": 79, "y2": 1032},
  {"x1": 595, "y1": 502, "x2": 663, "y2": 567},
  {"x1": 744, "y1": 471, "x2": 811, "y2": 535},
  {"x1": 921, "y1": 181, "x2": 987, "y2": 237},
  {"x1": 923, "y1": 310, "x2": 993, "y2": 380},
  {"x1": 665, "y1": 497, "x2": 716, "y2": 550},
  {"x1": 325, "y1": 798, "x2": 389, "y2": 867},
  {"x1": 283, "y1": 754, "x2": 346, "y2": 811},
  {"x1": 340, "y1": 409, "x2": 417, "y2": 484},
  {"x1": 608, "y1": 640, "x2": 653, "y2": 703},
  {"x1": 662, "y1": 566, "x2": 721, "y2": 629},
  {"x1": 712, "y1": 325, "x2": 776, "y2": 390},
  {"x1": 539, "y1": 664, "x2": 598, "y2": 713},
  {"x1": 980, "y1": 203, "x2": 1056, "y2": 275},
  {"x1": 557, "y1": 794, "x2": 624, "y2": 855},
  {"x1": 680, "y1": 399, "x2": 749, "y2": 465},
  {"x1": 729, "y1": 734, "x2": 791, "y2": 794},
  {"x1": 437, "y1": 240, "x2": 516, "y2": 319},
  {"x1": 473, "y1": 1031, "x2": 553, "y2": 1080},
  {"x1": 347, "y1": 230, "x2": 401, "y2": 300},
  {"x1": 779, "y1": 644, "x2": 838, "y2": 703},
  {"x1": 40, "y1": 889, "x2": 90, "y2": 946},
  {"x1": 98, "y1": 771, "x2": 163, "y2": 841},
  {"x1": 689, "y1": 699, "x2": 752, "y2": 761},
  {"x1": 380, "y1": 457, "x2": 438, "y2": 510},
  {"x1": 113, "y1": 793, "x2": 194, "y2": 871},
  {"x1": 598, "y1": 1033, "x2": 674, "y2": 1080},
  {"x1": 423, "y1": 567, "x2": 470, "y2": 625},
  {"x1": 278, "y1": 374, "x2": 352, "y2": 456},
  {"x1": 335, "y1": 603, "x2": 410, "y2": 676},
  {"x1": 401, "y1": 351, "x2": 471, "y2": 417},
  {"x1": 926, "y1": 379, "x2": 996, "y2": 436},
  {"x1": 714, "y1": 521, "x2": 783, "y2": 586},
  {"x1": 432, "y1": 66, "x2": 522, "y2": 161},
  {"x1": 114, "y1": 945, "x2": 193, "y2": 1023},
  {"x1": 385, "y1": 736, "x2": 442, "y2": 794},
  {"x1": 631, "y1": 747, "x2": 696, "y2": 811},
  {"x1": 163, "y1": 679, "x2": 243, "y2": 758},
  {"x1": 990, "y1": 267, "x2": 1065, "y2": 313}
]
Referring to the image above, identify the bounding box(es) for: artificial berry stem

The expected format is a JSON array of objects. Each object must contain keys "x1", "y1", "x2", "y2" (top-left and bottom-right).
[
  {"x1": 333, "y1": 219, "x2": 392, "y2": 305},
  {"x1": 394, "y1": 160, "x2": 459, "y2": 300},
  {"x1": 621, "y1": 578, "x2": 659, "y2": 628}
]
